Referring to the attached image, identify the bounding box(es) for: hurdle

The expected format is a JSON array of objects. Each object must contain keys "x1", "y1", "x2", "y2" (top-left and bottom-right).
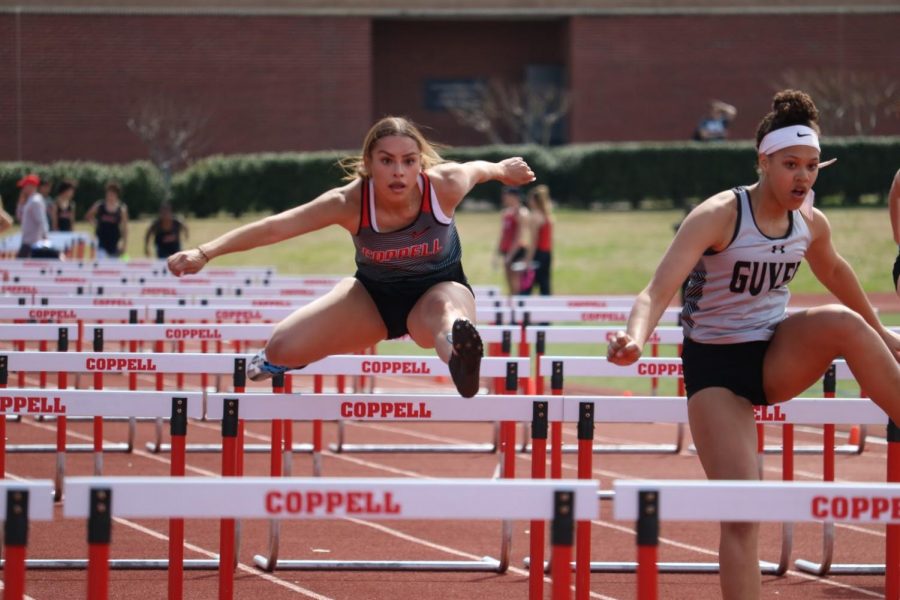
[
  {"x1": 114, "y1": 347, "x2": 526, "y2": 464},
  {"x1": 0, "y1": 388, "x2": 202, "y2": 506},
  {"x1": 0, "y1": 324, "x2": 139, "y2": 485},
  {"x1": 1, "y1": 389, "x2": 239, "y2": 578},
  {"x1": 0, "y1": 350, "x2": 248, "y2": 467},
  {"x1": 0, "y1": 480, "x2": 54, "y2": 600},
  {"x1": 525, "y1": 326, "x2": 685, "y2": 456},
  {"x1": 327, "y1": 337, "x2": 527, "y2": 456},
  {"x1": 615, "y1": 478, "x2": 900, "y2": 600},
  {"x1": 203, "y1": 392, "x2": 560, "y2": 573},
  {"x1": 793, "y1": 360, "x2": 891, "y2": 578},
  {"x1": 64, "y1": 476, "x2": 595, "y2": 600}
]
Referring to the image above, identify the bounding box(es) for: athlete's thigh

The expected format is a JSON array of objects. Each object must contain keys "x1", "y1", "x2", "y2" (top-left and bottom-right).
[
  {"x1": 406, "y1": 281, "x2": 476, "y2": 349},
  {"x1": 688, "y1": 388, "x2": 760, "y2": 481},
  {"x1": 269, "y1": 277, "x2": 387, "y2": 364},
  {"x1": 762, "y1": 307, "x2": 845, "y2": 404}
]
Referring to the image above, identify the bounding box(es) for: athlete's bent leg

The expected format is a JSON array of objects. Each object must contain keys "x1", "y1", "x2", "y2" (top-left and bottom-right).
[
  {"x1": 262, "y1": 277, "x2": 387, "y2": 369},
  {"x1": 688, "y1": 389, "x2": 761, "y2": 600},
  {"x1": 764, "y1": 305, "x2": 900, "y2": 422},
  {"x1": 407, "y1": 281, "x2": 482, "y2": 397}
]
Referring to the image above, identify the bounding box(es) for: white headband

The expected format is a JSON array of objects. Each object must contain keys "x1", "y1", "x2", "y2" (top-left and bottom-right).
[{"x1": 758, "y1": 125, "x2": 820, "y2": 156}]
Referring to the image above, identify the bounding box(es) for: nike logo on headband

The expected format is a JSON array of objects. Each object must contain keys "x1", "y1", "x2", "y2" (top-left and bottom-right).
[{"x1": 797, "y1": 132, "x2": 812, "y2": 137}]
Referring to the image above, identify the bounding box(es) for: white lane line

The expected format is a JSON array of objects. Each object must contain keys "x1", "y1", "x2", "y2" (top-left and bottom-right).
[
  {"x1": 113, "y1": 517, "x2": 333, "y2": 600},
  {"x1": 347, "y1": 518, "x2": 618, "y2": 600}
]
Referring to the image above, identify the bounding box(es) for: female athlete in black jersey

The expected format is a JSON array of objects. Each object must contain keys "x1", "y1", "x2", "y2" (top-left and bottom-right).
[{"x1": 168, "y1": 117, "x2": 535, "y2": 397}]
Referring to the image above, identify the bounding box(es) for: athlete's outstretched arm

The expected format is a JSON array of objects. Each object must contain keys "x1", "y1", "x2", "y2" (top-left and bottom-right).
[
  {"x1": 608, "y1": 192, "x2": 734, "y2": 365},
  {"x1": 168, "y1": 182, "x2": 358, "y2": 276},
  {"x1": 429, "y1": 158, "x2": 536, "y2": 215},
  {"x1": 804, "y1": 208, "x2": 900, "y2": 353}
]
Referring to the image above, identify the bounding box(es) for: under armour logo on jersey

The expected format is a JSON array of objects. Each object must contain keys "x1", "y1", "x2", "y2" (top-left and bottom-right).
[{"x1": 771, "y1": 245, "x2": 785, "y2": 254}]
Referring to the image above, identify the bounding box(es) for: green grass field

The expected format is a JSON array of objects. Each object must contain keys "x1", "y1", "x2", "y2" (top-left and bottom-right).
[
  {"x1": 121, "y1": 206, "x2": 896, "y2": 296},
  {"x1": 106, "y1": 206, "x2": 891, "y2": 397}
]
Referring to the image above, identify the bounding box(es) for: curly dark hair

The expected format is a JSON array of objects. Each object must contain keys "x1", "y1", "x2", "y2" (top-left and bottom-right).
[{"x1": 755, "y1": 89, "x2": 821, "y2": 148}]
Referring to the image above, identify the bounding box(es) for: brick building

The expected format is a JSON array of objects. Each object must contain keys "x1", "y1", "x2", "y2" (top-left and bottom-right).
[{"x1": 1, "y1": 1, "x2": 898, "y2": 164}]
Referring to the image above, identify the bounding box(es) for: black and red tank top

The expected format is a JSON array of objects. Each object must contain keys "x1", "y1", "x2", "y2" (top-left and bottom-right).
[{"x1": 353, "y1": 173, "x2": 462, "y2": 283}]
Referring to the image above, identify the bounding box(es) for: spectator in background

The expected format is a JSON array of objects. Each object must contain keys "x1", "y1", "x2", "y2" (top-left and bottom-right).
[
  {"x1": 85, "y1": 181, "x2": 129, "y2": 258},
  {"x1": 144, "y1": 202, "x2": 189, "y2": 259},
  {"x1": 15, "y1": 173, "x2": 49, "y2": 257},
  {"x1": 693, "y1": 99, "x2": 738, "y2": 141},
  {"x1": 0, "y1": 196, "x2": 14, "y2": 234},
  {"x1": 50, "y1": 180, "x2": 77, "y2": 231},
  {"x1": 494, "y1": 186, "x2": 530, "y2": 295},
  {"x1": 889, "y1": 168, "x2": 900, "y2": 295},
  {"x1": 521, "y1": 184, "x2": 554, "y2": 296}
]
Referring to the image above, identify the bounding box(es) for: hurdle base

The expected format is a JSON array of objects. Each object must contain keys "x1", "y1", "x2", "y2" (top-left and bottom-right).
[
  {"x1": 522, "y1": 558, "x2": 781, "y2": 575},
  {"x1": 689, "y1": 443, "x2": 863, "y2": 456},
  {"x1": 146, "y1": 442, "x2": 315, "y2": 454},
  {"x1": 328, "y1": 443, "x2": 497, "y2": 454},
  {"x1": 6, "y1": 443, "x2": 131, "y2": 454},
  {"x1": 253, "y1": 556, "x2": 503, "y2": 572},
  {"x1": 521, "y1": 442, "x2": 680, "y2": 455},
  {"x1": 794, "y1": 560, "x2": 884, "y2": 575},
  {"x1": 11, "y1": 558, "x2": 220, "y2": 570}
]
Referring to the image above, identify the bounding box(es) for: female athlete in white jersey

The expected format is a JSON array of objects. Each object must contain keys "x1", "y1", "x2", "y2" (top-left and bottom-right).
[
  {"x1": 608, "y1": 90, "x2": 900, "y2": 600},
  {"x1": 167, "y1": 117, "x2": 535, "y2": 398}
]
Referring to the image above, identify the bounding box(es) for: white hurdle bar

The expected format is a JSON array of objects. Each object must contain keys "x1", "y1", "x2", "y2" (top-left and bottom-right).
[
  {"x1": 204, "y1": 393, "x2": 562, "y2": 574},
  {"x1": 0, "y1": 480, "x2": 54, "y2": 598},
  {"x1": 64, "y1": 476, "x2": 597, "y2": 600},
  {"x1": 81, "y1": 322, "x2": 522, "y2": 457},
  {"x1": 0, "y1": 389, "x2": 203, "y2": 504},
  {"x1": 0, "y1": 323, "x2": 144, "y2": 463},
  {"x1": 615, "y1": 479, "x2": 900, "y2": 600},
  {"x1": 0, "y1": 351, "x2": 528, "y2": 467},
  {"x1": 540, "y1": 356, "x2": 867, "y2": 457}
]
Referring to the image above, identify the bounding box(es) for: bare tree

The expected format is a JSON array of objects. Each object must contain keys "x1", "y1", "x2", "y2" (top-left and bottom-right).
[
  {"x1": 445, "y1": 78, "x2": 570, "y2": 146},
  {"x1": 774, "y1": 69, "x2": 899, "y2": 136},
  {"x1": 127, "y1": 97, "x2": 210, "y2": 183}
]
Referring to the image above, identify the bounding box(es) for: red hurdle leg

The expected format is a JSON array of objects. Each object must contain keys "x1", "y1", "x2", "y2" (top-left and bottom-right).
[
  {"x1": 502, "y1": 361, "x2": 518, "y2": 478},
  {"x1": 219, "y1": 399, "x2": 239, "y2": 600},
  {"x1": 3, "y1": 489, "x2": 28, "y2": 600},
  {"x1": 270, "y1": 374, "x2": 285, "y2": 477},
  {"x1": 550, "y1": 361, "x2": 563, "y2": 480},
  {"x1": 529, "y1": 401, "x2": 549, "y2": 600},
  {"x1": 168, "y1": 397, "x2": 189, "y2": 600},
  {"x1": 886, "y1": 420, "x2": 900, "y2": 600},
  {"x1": 550, "y1": 490, "x2": 574, "y2": 600},
  {"x1": 636, "y1": 490, "x2": 659, "y2": 600},
  {"x1": 87, "y1": 488, "x2": 112, "y2": 600},
  {"x1": 575, "y1": 402, "x2": 594, "y2": 600}
]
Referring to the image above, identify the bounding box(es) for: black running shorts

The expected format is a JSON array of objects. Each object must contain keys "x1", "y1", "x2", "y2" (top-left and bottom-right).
[
  {"x1": 354, "y1": 263, "x2": 474, "y2": 340},
  {"x1": 682, "y1": 337, "x2": 771, "y2": 406},
  {"x1": 893, "y1": 247, "x2": 900, "y2": 289}
]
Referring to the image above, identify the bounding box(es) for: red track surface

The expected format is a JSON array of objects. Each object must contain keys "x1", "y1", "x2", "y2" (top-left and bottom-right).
[
  {"x1": 5, "y1": 291, "x2": 899, "y2": 600},
  {"x1": 4, "y1": 371, "x2": 894, "y2": 600}
]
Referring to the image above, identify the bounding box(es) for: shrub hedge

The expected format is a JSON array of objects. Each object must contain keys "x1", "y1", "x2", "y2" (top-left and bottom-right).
[
  {"x1": 3, "y1": 137, "x2": 898, "y2": 217},
  {"x1": 0, "y1": 161, "x2": 167, "y2": 219}
]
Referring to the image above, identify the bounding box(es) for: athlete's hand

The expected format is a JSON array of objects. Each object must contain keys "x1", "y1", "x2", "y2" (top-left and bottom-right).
[
  {"x1": 607, "y1": 331, "x2": 642, "y2": 366},
  {"x1": 498, "y1": 157, "x2": 536, "y2": 186},
  {"x1": 167, "y1": 247, "x2": 208, "y2": 277}
]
